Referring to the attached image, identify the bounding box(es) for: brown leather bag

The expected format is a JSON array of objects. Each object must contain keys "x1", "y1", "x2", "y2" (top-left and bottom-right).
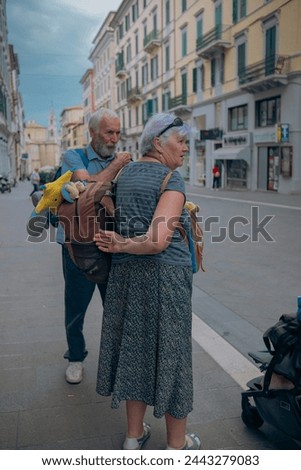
[{"x1": 58, "y1": 179, "x2": 116, "y2": 284}]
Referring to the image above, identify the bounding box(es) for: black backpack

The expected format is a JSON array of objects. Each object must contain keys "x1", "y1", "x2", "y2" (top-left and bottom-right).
[{"x1": 262, "y1": 314, "x2": 301, "y2": 388}]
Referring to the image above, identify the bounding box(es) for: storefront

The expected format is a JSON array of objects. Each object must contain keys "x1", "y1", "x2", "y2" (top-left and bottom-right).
[
  {"x1": 212, "y1": 133, "x2": 251, "y2": 189},
  {"x1": 254, "y1": 126, "x2": 292, "y2": 192}
]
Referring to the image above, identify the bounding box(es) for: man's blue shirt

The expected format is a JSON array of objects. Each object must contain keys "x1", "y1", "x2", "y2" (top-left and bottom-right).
[{"x1": 57, "y1": 144, "x2": 115, "y2": 244}]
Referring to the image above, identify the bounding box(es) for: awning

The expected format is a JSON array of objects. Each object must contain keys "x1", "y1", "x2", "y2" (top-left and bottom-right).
[{"x1": 213, "y1": 146, "x2": 251, "y2": 165}]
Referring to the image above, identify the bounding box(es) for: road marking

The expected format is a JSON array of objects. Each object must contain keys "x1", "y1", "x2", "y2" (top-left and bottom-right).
[
  {"x1": 192, "y1": 313, "x2": 260, "y2": 389},
  {"x1": 187, "y1": 192, "x2": 301, "y2": 211}
]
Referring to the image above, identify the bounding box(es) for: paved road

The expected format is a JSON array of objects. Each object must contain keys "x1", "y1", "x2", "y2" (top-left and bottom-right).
[{"x1": 0, "y1": 180, "x2": 301, "y2": 451}]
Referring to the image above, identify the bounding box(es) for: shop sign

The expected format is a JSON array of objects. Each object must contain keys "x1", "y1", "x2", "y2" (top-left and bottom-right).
[
  {"x1": 200, "y1": 128, "x2": 223, "y2": 141},
  {"x1": 223, "y1": 133, "x2": 250, "y2": 147},
  {"x1": 276, "y1": 123, "x2": 289, "y2": 143},
  {"x1": 253, "y1": 129, "x2": 277, "y2": 144}
]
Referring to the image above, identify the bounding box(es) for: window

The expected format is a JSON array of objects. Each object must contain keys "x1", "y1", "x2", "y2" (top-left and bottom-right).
[
  {"x1": 162, "y1": 90, "x2": 171, "y2": 111},
  {"x1": 200, "y1": 64, "x2": 205, "y2": 91},
  {"x1": 135, "y1": 31, "x2": 139, "y2": 55},
  {"x1": 256, "y1": 96, "x2": 281, "y2": 127},
  {"x1": 220, "y1": 52, "x2": 225, "y2": 84},
  {"x1": 196, "y1": 14, "x2": 203, "y2": 42},
  {"x1": 143, "y1": 0, "x2": 147, "y2": 8},
  {"x1": 228, "y1": 104, "x2": 248, "y2": 131},
  {"x1": 125, "y1": 13, "x2": 130, "y2": 31},
  {"x1": 152, "y1": 12, "x2": 157, "y2": 31},
  {"x1": 128, "y1": 109, "x2": 132, "y2": 128},
  {"x1": 237, "y1": 42, "x2": 246, "y2": 78},
  {"x1": 211, "y1": 59, "x2": 216, "y2": 87},
  {"x1": 132, "y1": 1, "x2": 139, "y2": 22},
  {"x1": 126, "y1": 77, "x2": 132, "y2": 94},
  {"x1": 165, "y1": 43, "x2": 170, "y2": 71},
  {"x1": 126, "y1": 42, "x2": 132, "y2": 63},
  {"x1": 165, "y1": 0, "x2": 170, "y2": 25},
  {"x1": 121, "y1": 82, "x2": 126, "y2": 100},
  {"x1": 135, "y1": 106, "x2": 139, "y2": 126},
  {"x1": 151, "y1": 55, "x2": 159, "y2": 80},
  {"x1": 0, "y1": 88, "x2": 7, "y2": 118},
  {"x1": 153, "y1": 97, "x2": 158, "y2": 114},
  {"x1": 192, "y1": 68, "x2": 197, "y2": 93},
  {"x1": 181, "y1": 70, "x2": 187, "y2": 98},
  {"x1": 181, "y1": 27, "x2": 187, "y2": 57},
  {"x1": 142, "y1": 63, "x2": 149, "y2": 86},
  {"x1": 143, "y1": 20, "x2": 147, "y2": 39},
  {"x1": 118, "y1": 23, "x2": 124, "y2": 40},
  {"x1": 182, "y1": 0, "x2": 187, "y2": 13},
  {"x1": 232, "y1": 0, "x2": 247, "y2": 24}
]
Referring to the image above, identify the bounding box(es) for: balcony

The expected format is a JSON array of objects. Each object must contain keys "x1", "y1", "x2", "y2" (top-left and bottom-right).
[
  {"x1": 239, "y1": 55, "x2": 290, "y2": 93},
  {"x1": 196, "y1": 24, "x2": 231, "y2": 59},
  {"x1": 127, "y1": 87, "x2": 142, "y2": 104},
  {"x1": 143, "y1": 30, "x2": 161, "y2": 54},
  {"x1": 115, "y1": 57, "x2": 126, "y2": 79},
  {"x1": 168, "y1": 95, "x2": 191, "y2": 115}
]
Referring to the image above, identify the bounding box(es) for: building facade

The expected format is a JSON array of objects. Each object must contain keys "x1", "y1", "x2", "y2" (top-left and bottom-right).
[
  {"x1": 0, "y1": 0, "x2": 24, "y2": 184},
  {"x1": 24, "y1": 112, "x2": 60, "y2": 174},
  {"x1": 80, "y1": 68, "x2": 94, "y2": 145},
  {"x1": 60, "y1": 106, "x2": 85, "y2": 155},
  {"x1": 83, "y1": 0, "x2": 301, "y2": 193}
]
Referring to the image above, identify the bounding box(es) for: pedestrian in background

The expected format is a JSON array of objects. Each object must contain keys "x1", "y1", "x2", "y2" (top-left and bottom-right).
[
  {"x1": 212, "y1": 163, "x2": 221, "y2": 190},
  {"x1": 29, "y1": 168, "x2": 40, "y2": 196},
  {"x1": 58, "y1": 108, "x2": 131, "y2": 384},
  {"x1": 94, "y1": 113, "x2": 201, "y2": 451}
]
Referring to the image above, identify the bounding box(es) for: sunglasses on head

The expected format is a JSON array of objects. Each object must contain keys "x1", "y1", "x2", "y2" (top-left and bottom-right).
[{"x1": 157, "y1": 117, "x2": 184, "y2": 137}]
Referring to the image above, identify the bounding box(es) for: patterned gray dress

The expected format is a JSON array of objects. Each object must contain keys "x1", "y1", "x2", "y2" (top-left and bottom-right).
[{"x1": 96, "y1": 259, "x2": 193, "y2": 419}]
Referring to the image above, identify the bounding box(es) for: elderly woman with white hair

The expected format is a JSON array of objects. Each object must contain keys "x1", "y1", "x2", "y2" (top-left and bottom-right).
[{"x1": 94, "y1": 113, "x2": 201, "y2": 451}]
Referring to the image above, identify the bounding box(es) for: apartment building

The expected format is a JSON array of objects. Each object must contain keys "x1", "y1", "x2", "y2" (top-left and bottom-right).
[
  {"x1": 80, "y1": 68, "x2": 94, "y2": 145},
  {"x1": 193, "y1": 0, "x2": 301, "y2": 193},
  {"x1": 89, "y1": 11, "x2": 117, "y2": 111},
  {"x1": 85, "y1": 0, "x2": 301, "y2": 193}
]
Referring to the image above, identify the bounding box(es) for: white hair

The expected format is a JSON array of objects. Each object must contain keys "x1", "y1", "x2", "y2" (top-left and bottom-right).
[
  {"x1": 88, "y1": 108, "x2": 119, "y2": 132},
  {"x1": 139, "y1": 113, "x2": 190, "y2": 156}
]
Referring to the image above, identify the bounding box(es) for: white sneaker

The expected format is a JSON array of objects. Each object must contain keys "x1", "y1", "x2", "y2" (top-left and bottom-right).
[
  {"x1": 123, "y1": 423, "x2": 151, "y2": 450},
  {"x1": 65, "y1": 362, "x2": 83, "y2": 384}
]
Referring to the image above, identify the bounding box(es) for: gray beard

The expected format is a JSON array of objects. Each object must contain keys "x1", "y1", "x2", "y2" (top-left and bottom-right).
[{"x1": 95, "y1": 143, "x2": 115, "y2": 158}]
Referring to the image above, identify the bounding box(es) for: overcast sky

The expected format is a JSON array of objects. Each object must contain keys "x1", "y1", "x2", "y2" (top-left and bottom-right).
[{"x1": 6, "y1": 0, "x2": 122, "y2": 128}]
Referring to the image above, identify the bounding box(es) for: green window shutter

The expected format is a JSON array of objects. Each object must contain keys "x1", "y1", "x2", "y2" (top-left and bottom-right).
[
  {"x1": 182, "y1": 30, "x2": 187, "y2": 57},
  {"x1": 197, "y1": 18, "x2": 203, "y2": 40},
  {"x1": 233, "y1": 0, "x2": 238, "y2": 24},
  {"x1": 147, "y1": 99, "x2": 153, "y2": 116},
  {"x1": 211, "y1": 62, "x2": 214, "y2": 87},
  {"x1": 238, "y1": 42, "x2": 246, "y2": 77},
  {"x1": 241, "y1": 0, "x2": 247, "y2": 18},
  {"x1": 182, "y1": 73, "x2": 187, "y2": 97},
  {"x1": 192, "y1": 68, "x2": 197, "y2": 93}
]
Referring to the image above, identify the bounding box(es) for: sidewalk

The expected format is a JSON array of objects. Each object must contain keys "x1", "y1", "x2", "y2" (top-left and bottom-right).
[{"x1": 0, "y1": 181, "x2": 300, "y2": 450}]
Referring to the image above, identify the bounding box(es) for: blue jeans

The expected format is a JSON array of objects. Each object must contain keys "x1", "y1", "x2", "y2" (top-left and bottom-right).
[{"x1": 62, "y1": 246, "x2": 107, "y2": 362}]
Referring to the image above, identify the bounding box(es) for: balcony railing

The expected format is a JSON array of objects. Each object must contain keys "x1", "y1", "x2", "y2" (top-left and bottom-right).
[
  {"x1": 196, "y1": 24, "x2": 231, "y2": 59},
  {"x1": 127, "y1": 87, "x2": 142, "y2": 103},
  {"x1": 115, "y1": 57, "x2": 126, "y2": 78},
  {"x1": 169, "y1": 95, "x2": 187, "y2": 108},
  {"x1": 143, "y1": 29, "x2": 161, "y2": 53},
  {"x1": 239, "y1": 55, "x2": 290, "y2": 93}
]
